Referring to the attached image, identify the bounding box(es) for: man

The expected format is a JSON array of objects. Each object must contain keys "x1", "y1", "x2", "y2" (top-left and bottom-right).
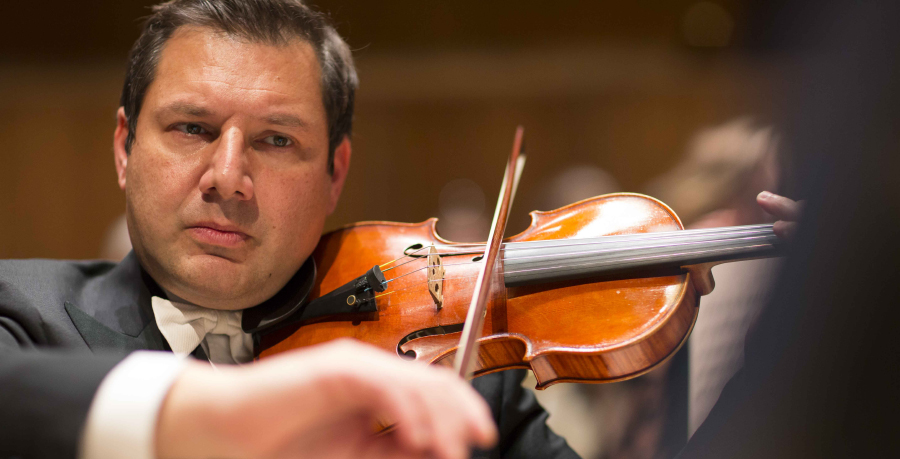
[{"x1": 0, "y1": 1, "x2": 577, "y2": 458}]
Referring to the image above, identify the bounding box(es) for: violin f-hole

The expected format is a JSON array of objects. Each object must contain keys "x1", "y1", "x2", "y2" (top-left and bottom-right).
[{"x1": 404, "y1": 243, "x2": 426, "y2": 258}]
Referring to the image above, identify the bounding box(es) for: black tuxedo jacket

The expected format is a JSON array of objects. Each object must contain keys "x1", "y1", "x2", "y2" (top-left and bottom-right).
[{"x1": 0, "y1": 253, "x2": 577, "y2": 459}]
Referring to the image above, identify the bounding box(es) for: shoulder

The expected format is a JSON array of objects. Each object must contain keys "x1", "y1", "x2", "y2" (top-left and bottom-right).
[
  {"x1": 0, "y1": 258, "x2": 120, "y2": 347},
  {"x1": 0, "y1": 257, "x2": 116, "y2": 276},
  {"x1": 0, "y1": 258, "x2": 117, "y2": 318},
  {"x1": 0, "y1": 258, "x2": 117, "y2": 297}
]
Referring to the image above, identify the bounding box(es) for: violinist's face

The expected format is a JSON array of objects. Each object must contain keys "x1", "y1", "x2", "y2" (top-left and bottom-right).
[{"x1": 113, "y1": 26, "x2": 350, "y2": 310}]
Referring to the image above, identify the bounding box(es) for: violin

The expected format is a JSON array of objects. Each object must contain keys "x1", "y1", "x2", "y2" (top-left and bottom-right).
[{"x1": 252, "y1": 190, "x2": 782, "y2": 388}]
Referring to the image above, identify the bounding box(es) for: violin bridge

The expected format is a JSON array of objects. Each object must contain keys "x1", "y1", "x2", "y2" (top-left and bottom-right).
[{"x1": 427, "y1": 246, "x2": 445, "y2": 310}]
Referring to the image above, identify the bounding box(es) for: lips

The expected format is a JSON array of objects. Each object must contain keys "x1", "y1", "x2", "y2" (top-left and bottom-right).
[{"x1": 187, "y1": 222, "x2": 250, "y2": 248}]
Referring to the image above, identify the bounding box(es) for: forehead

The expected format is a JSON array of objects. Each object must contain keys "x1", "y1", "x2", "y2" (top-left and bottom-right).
[{"x1": 145, "y1": 26, "x2": 325, "y2": 122}]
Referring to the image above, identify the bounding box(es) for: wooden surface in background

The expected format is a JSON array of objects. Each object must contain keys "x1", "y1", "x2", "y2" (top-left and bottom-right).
[
  {"x1": 0, "y1": 1, "x2": 775, "y2": 260},
  {"x1": 0, "y1": 1, "x2": 748, "y2": 60}
]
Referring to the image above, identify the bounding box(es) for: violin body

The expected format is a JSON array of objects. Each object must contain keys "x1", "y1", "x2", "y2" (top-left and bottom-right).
[{"x1": 260, "y1": 193, "x2": 701, "y2": 388}]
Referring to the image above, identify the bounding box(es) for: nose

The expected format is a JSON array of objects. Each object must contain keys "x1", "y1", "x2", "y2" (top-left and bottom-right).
[{"x1": 198, "y1": 127, "x2": 254, "y2": 201}]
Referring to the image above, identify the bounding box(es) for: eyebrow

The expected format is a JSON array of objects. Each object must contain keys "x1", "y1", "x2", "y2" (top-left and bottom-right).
[
  {"x1": 156, "y1": 102, "x2": 308, "y2": 130},
  {"x1": 159, "y1": 102, "x2": 212, "y2": 118},
  {"x1": 262, "y1": 113, "x2": 308, "y2": 129}
]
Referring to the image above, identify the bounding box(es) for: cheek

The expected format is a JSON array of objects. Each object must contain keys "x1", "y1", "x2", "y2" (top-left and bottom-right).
[
  {"x1": 127, "y1": 150, "x2": 197, "y2": 225},
  {"x1": 262, "y1": 171, "x2": 332, "y2": 246}
]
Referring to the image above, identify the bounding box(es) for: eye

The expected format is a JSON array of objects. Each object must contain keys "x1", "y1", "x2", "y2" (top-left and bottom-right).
[
  {"x1": 262, "y1": 135, "x2": 293, "y2": 147},
  {"x1": 176, "y1": 123, "x2": 207, "y2": 136}
]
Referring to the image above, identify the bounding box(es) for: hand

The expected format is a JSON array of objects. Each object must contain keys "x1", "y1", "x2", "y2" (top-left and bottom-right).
[
  {"x1": 155, "y1": 339, "x2": 497, "y2": 459},
  {"x1": 757, "y1": 191, "x2": 803, "y2": 239}
]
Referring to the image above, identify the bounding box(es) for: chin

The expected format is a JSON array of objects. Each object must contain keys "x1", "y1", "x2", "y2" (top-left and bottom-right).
[
  {"x1": 171, "y1": 255, "x2": 271, "y2": 310},
  {"x1": 177, "y1": 278, "x2": 261, "y2": 310}
]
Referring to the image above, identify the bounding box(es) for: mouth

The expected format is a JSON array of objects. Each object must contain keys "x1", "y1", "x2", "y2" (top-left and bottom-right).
[{"x1": 187, "y1": 222, "x2": 251, "y2": 248}]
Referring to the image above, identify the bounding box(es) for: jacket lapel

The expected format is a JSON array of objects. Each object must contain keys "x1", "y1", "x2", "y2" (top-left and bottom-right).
[
  {"x1": 65, "y1": 252, "x2": 169, "y2": 354},
  {"x1": 64, "y1": 301, "x2": 167, "y2": 354}
]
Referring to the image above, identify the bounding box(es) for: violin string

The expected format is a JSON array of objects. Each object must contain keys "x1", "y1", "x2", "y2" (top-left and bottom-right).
[
  {"x1": 381, "y1": 241, "x2": 774, "y2": 286},
  {"x1": 375, "y1": 226, "x2": 775, "y2": 287},
  {"x1": 502, "y1": 234, "x2": 777, "y2": 264},
  {"x1": 381, "y1": 233, "x2": 776, "y2": 284},
  {"x1": 382, "y1": 249, "x2": 435, "y2": 273},
  {"x1": 528, "y1": 226, "x2": 771, "y2": 254},
  {"x1": 372, "y1": 242, "x2": 776, "y2": 301},
  {"x1": 378, "y1": 254, "x2": 414, "y2": 270},
  {"x1": 501, "y1": 224, "x2": 774, "y2": 254},
  {"x1": 380, "y1": 244, "x2": 434, "y2": 271},
  {"x1": 384, "y1": 260, "x2": 483, "y2": 284},
  {"x1": 370, "y1": 273, "x2": 479, "y2": 300},
  {"x1": 503, "y1": 243, "x2": 777, "y2": 276},
  {"x1": 406, "y1": 224, "x2": 775, "y2": 257}
]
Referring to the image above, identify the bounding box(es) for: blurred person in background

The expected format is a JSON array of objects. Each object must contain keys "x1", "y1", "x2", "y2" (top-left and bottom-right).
[{"x1": 645, "y1": 117, "x2": 782, "y2": 437}]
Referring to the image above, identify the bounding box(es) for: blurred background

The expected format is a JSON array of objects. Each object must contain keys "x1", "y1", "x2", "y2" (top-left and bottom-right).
[{"x1": 0, "y1": 1, "x2": 789, "y2": 458}]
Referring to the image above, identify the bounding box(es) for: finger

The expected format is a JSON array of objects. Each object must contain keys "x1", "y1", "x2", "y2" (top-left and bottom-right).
[
  {"x1": 364, "y1": 378, "x2": 432, "y2": 454},
  {"x1": 300, "y1": 356, "x2": 429, "y2": 454},
  {"x1": 307, "y1": 341, "x2": 432, "y2": 452},
  {"x1": 773, "y1": 220, "x2": 798, "y2": 240},
  {"x1": 363, "y1": 431, "x2": 431, "y2": 459},
  {"x1": 364, "y1": 351, "x2": 454, "y2": 454},
  {"x1": 467, "y1": 388, "x2": 497, "y2": 449},
  {"x1": 388, "y1": 386, "x2": 434, "y2": 454},
  {"x1": 387, "y1": 363, "x2": 489, "y2": 459},
  {"x1": 453, "y1": 387, "x2": 497, "y2": 450},
  {"x1": 757, "y1": 191, "x2": 803, "y2": 220},
  {"x1": 427, "y1": 375, "x2": 496, "y2": 457},
  {"x1": 327, "y1": 341, "x2": 492, "y2": 456},
  {"x1": 416, "y1": 384, "x2": 468, "y2": 459},
  {"x1": 395, "y1": 367, "x2": 467, "y2": 459},
  {"x1": 440, "y1": 373, "x2": 497, "y2": 450},
  {"x1": 275, "y1": 415, "x2": 369, "y2": 459},
  {"x1": 375, "y1": 362, "x2": 444, "y2": 454}
]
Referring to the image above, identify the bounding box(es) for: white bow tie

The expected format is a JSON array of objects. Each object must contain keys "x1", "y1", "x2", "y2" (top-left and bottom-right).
[{"x1": 151, "y1": 296, "x2": 253, "y2": 365}]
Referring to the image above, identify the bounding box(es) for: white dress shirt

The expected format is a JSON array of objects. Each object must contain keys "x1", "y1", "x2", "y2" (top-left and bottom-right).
[
  {"x1": 79, "y1": 297, "x2": 253, "y2": 459},
  {"x1": 151, "y1": 296, "x2": 254, "y2": 365}
]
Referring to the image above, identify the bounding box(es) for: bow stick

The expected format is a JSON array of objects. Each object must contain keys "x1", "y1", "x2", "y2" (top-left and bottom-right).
[{"x1": 453, "y1": 127, "x2": 527, "y2": 378}]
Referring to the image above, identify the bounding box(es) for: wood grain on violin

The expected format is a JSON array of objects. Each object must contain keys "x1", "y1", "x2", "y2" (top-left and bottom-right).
[{"x1": 259, "y1": 193, "x2": 782, "y2": 389}]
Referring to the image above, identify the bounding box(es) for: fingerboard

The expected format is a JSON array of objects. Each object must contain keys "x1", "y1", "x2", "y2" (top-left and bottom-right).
[{"x1": 502, "y1": 224, "x2": 782, "y2": 287}]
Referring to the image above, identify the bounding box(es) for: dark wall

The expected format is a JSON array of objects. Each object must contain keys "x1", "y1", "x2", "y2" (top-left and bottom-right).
[{"x1": 0, "y1": 1, "x2": 775, "y2": 260}]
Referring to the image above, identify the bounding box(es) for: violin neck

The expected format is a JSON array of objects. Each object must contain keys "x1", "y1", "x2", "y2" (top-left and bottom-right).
[{"x1": 502, "y1": 224, "x2": 783, "y2": 288}]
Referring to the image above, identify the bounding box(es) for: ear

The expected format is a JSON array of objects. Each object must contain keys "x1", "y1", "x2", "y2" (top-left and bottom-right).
[
  {"x1": 113, "y1": 107, "x2": 130, "y2": 190},
  {"x1": 327, "y1": 136, "x2": 352, "y2": 215}
]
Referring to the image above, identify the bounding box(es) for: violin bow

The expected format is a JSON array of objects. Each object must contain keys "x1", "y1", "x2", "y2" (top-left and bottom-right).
[{"x1": 453, "y1": 127, "x2": 527, "y2": 378}]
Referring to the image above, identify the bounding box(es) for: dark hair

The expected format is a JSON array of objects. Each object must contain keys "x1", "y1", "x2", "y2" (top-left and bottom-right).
[{"x1": 120, "y1": 0, "x2": 357, "y2": 173}]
